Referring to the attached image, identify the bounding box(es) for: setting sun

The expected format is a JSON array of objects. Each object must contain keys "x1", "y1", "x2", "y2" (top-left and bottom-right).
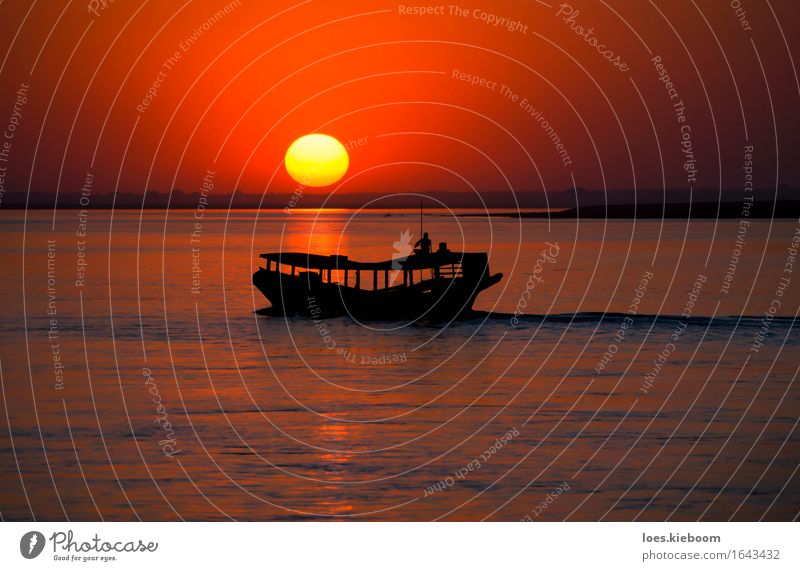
[{"x1": 285, "y1": 133, "x2": 349, "y2": 187}]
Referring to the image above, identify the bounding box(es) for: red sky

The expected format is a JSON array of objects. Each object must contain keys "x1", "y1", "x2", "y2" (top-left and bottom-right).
[{"x1": 1, "y1": 0, "x2": 799, "y2": 203}]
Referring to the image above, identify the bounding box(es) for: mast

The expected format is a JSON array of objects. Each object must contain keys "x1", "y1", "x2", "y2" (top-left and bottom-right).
[{"x1": 419, "y1": 199, "x2": 423, "y2": 238}]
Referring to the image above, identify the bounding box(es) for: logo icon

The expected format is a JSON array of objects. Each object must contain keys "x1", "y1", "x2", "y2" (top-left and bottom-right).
[
  {"x1": 390, "y1": 229, "x2": 414, "y2": 285},
  {"x1": 20, "y1": 531, "x2": 45, "y2": 559}
]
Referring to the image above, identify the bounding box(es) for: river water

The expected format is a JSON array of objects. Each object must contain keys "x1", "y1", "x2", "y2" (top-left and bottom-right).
[{"x1": 0, "y1": 208, "x2": 798, "y2": 520}]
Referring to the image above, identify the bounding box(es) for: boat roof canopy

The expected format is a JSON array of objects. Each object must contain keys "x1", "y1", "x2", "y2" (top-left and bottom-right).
[{"x1": 259, "y1": 251, "x2": 477, "y2": 271}]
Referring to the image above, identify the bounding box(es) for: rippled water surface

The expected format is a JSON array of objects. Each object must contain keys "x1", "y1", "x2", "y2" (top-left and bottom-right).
[{"x1": 0, "y1": 209, "x2": 798, "y2": 520}]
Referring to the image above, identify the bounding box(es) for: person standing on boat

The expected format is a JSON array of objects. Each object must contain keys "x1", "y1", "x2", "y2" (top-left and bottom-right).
[{"x1": 414, "y1": 232, "x2": 432, "y2": 255}]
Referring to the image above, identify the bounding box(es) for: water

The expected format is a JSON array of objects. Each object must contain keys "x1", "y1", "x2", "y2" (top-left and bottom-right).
[{"x1": 0, "y1": 209, "x2": 798, "y2": 520}]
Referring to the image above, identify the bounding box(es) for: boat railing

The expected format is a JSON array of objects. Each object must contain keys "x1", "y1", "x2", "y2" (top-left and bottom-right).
[{"x1": 261, "y1": 255, "x2": 465, "y2": 291}]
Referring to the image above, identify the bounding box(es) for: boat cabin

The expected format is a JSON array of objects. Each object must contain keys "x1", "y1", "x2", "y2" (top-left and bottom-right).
[{"x1": 259, "y1": 247, "x2": 478, "y2": 291}]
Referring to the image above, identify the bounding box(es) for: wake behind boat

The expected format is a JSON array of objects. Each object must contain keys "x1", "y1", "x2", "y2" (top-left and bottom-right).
[{"x1": 253, "y1": 240, "x2": 502, "y2": 322}]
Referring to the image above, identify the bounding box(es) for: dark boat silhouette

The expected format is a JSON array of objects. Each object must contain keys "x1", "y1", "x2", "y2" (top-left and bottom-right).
[{"x1": 253, "y1": 242, "x2": 502, "y2": 322}]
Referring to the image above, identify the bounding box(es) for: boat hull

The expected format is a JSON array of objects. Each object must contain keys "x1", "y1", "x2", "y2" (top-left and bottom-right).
[{"x1": 252, "y1": 268, "x2": 501, "y2": 322}]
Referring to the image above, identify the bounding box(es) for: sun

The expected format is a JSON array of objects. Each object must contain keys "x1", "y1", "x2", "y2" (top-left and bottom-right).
[{"x1": 285, "y1": 133, "x2": 349, "y2": 187}]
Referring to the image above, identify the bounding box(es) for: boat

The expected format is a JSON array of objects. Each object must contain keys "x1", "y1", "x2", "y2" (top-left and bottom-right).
[{"x1": 252, "y1": 241, "x2": 502, "y2": 322}]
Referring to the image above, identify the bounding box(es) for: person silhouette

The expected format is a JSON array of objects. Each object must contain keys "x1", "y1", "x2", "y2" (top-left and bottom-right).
[{"x1": 414, "y1": 232, "x2": 432, "y2": 255}]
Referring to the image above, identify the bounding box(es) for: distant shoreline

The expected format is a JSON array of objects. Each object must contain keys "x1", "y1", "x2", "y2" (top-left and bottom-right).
[
  {"x1": 4, "y1": 201, "x2": 800, "y2": 219},
  {"x1": 3, "y1": 187, "x2": 799, "y2": 211},
  {"x1": 458, "y1": 201, "x2": 800, "y2": 219}
]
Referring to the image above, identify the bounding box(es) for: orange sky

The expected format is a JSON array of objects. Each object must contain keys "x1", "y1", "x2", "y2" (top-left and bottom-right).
[{"x1": 1, "y1": 0, "x2": 799, "y2": 203}]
